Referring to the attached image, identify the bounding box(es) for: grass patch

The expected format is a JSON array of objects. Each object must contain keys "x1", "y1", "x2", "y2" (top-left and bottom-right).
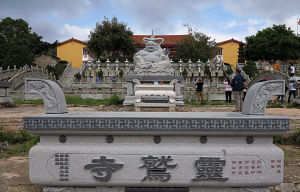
[
  {"x1": 14, "y1": 99, "x2": 44, "y2": 105},
  {"x1": 0, "y1": 128, "x2": 40, "y2": 157},
  {"x1": 13, "y1": 95, "x2": 124, "y2": 106},
  {"x1": 283, "y1": 149, "x2": 300, "y2": 163},
  {"x1": 267, "y1": 102, "x2": 284, "y2": 108},
  {"x1": 273, "y1": 128, "x2": 300, "y2": 145},
  {"x1": 287, "y1": 102, "x2": 300, "y2": 108},
  {"x1": 1, "y1": 137, "x2": 39, "y2": 157}
]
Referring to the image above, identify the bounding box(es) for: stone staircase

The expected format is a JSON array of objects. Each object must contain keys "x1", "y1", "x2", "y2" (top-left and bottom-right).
[{"x1": 58, "y1": 67, "x2": 79, "y2": 88}]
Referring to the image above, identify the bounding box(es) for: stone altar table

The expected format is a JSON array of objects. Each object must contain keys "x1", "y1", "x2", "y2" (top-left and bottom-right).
[
  {"x1": 123, "y1": 76, "x2": 184, "y2": 106},
  {"x1": 24, "y1": 78, "x2": 289, "y2": 192}
]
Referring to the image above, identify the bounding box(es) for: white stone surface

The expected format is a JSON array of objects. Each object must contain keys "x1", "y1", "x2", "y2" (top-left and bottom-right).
[
  {"x1": 133, "y1": 35, "x2": 174, "y2": 75},
  {"x1": 79, "y1": 94, "x2": 103, "y2": 100},
  {"x1": 29, "y1": 140, "x2": 283, "y2": 187},
  {"x1": 135, "y1": 85, "x2": 176, "y2": 104}
]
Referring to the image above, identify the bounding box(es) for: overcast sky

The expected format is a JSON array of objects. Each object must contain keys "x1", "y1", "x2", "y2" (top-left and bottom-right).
[{"x1": 0, "y1": 0, "x2": 299, "y2": 43}]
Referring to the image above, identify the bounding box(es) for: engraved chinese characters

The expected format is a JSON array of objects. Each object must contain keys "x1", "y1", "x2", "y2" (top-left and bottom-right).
[
  {"x1": 55, "y1": 153, "x2": 70, "y2": 181},
  {"x1": 140, "y1": 155, "x2": 177, "y2": 182},
  {"x1": 193, "y1": 157, "x2": 228, "y2": 181},
  {"x1": 84, "y1": 156, "x2": 123, "y2": 181},
  {"x1": 82, "y1": 155, "x2": 231, "y2": 182}
]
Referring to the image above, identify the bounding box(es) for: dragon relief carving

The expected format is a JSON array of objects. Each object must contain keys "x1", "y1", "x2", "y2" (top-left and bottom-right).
[
  {"x1": 27, "y1": 80, "x2": 58, "y2": 112},
  {"x1": 25, "y1": 78, "x2": 67, "y2": 114},
  {"x1": 252, "y1": 82, "x2": 283, "y2": 114}
]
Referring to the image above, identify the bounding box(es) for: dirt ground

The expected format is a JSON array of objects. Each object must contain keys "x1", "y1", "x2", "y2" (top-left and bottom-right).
[{"x1": 0, "y1": 105, "x2": 300, "y2": 190}]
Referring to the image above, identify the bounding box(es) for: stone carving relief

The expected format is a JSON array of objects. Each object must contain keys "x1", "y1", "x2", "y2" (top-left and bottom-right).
[
  {"x1": 132, "y1": 79, "x2": 141, "y2": 85},
  {"x1": 25, "y1": 78, "x2": 68, "y2": 114},
  {"x1": 242, "y1": 80, "x2": 285, "y2": 115},
  {"x1": 252, "y1": 82, "x2": 283, "y2": 114},
  {"x1": 43, "y1": 187, "x2": 75, "y2": 192},
  {"x1": 170, "y1": 79, "x2": 179, "y2": 85},
  {"x1": 27, "y1": 80, "x2": 57, "y2": 110},
  {"x1": 133, "y1": 35, "x2": 174, "y2": 75},
  {"x1": 190, "y1": 189, "x2": 269, "y2": 192}
]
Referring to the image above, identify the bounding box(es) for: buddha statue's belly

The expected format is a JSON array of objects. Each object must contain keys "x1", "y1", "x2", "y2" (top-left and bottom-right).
[{"x1": 141, "y1": 52, "x2": 161, "y2": 63}]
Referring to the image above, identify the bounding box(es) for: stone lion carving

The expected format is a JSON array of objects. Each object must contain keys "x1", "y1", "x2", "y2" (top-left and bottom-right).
[{"x1": 133, "y1": 35, "x2": 174, "y2": 75}]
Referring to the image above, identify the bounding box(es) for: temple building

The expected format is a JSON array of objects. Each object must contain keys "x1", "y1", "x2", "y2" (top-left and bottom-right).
[
  {"x1": 57, "y1": 38, "x2": 87, "y2": 68},
  {"x1": 216, "y1": 38, "x2": 246, "y2": 68}
]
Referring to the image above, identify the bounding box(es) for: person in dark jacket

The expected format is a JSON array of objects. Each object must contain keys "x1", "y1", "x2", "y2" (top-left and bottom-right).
[
  {"x1": 195, "y1": 78, "x2": 204, "y2": 102},
  {"x1": 231, "y1": 68, "x2": 244, "y2": 112}
]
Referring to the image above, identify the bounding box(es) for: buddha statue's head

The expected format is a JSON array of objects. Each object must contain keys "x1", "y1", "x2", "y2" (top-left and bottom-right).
[{"x1": 144, "y1": 40, "x2": 157, "y2": 52}]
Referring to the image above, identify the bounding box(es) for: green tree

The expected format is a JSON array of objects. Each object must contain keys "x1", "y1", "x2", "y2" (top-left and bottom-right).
[
  {"x1": 245, "y1": 24, "x2": 300, "y2": 62},
  {"x1": 243, "y1": 61, "x2": 259, "y2": 79},
  {"x1": 97, "y1": 70, "x2": 104, "y2": 78},
  {"x1": 46, "y1": 60, "x2": 67, "y2": 80},
  {"x1": 182, "y1": 68, "x2": 188, "y2": 77},
  {"x1": 87, "y1": 17, "x2": 136, "y2": 59},
  {"x1": 0, "y1": 17, "x2": 56, "y2": 69},
  {"x1": 176, "y1": 31, "x2": 217, "y2": 62}
]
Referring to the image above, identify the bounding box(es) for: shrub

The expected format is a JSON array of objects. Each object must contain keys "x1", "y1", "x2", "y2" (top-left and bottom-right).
[
  {"x1": 97, "y1": 70, "x2": 103, "y2": 78},
  {"x1": 226, "y1": 66, "x2": 233, "y2": 75},
  {"x1": 74, "y1": 72, "x2": 81, "y2": 81},
  {"x1": 243, "y1": 60, "x2": 258, "y2": 79},
  {"x1": 107, "y1": 94, "x2": 124, "y2": 105},
  {"x1": 204, "y1": 65, "x2": 211, "y2": 77},
  {"x1": 182, "y1": 68, "x2": 188, "y2": 77}
]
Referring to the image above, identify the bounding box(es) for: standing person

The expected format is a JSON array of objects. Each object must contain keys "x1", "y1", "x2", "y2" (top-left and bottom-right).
[
  {"x1": 288, "y1": 80, "x2": 296, "y2": 103},
  {"x1": 278, "y1": 85, "x2": 288, "y2": 103},
  {"x1": 231, "y1": 68, "x2": 244, "y2": 112},
  {"x1": 195, "y1": 78, "x2": 204, "y2": 103},
  {"x1": 274, "y1": 61, "x2": 280, "y2": 72},
  {"x1": 223, "y1": 78, "x2": 232, "y2": 103},
  {"x1": 288, "y1": 63, "x2": 295, "y2": 77}
]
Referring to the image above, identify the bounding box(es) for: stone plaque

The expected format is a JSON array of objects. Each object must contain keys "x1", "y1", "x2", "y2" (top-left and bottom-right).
[{"x1": 29, "y1": 145, "x2": 283, "y2": 187}]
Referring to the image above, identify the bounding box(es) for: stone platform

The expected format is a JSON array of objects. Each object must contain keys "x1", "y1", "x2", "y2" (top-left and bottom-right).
[
  {"x1": 23, "y1": 78, "x2": 289, "y2": 192},
  {"x1": 24, "y1": 112, "x2": 289, "y2": 191}
]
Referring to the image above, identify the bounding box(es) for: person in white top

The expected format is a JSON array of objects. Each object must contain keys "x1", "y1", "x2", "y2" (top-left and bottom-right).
[
  {"x1": 288, "y1": 80, "x2": 296, "y2": 103},
  {"x1": 288, "y1": 63, "x2": 295, "y2": 77},
  {"x1": 223, "y1": 78, "x2": 232, "y2": 103}
]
